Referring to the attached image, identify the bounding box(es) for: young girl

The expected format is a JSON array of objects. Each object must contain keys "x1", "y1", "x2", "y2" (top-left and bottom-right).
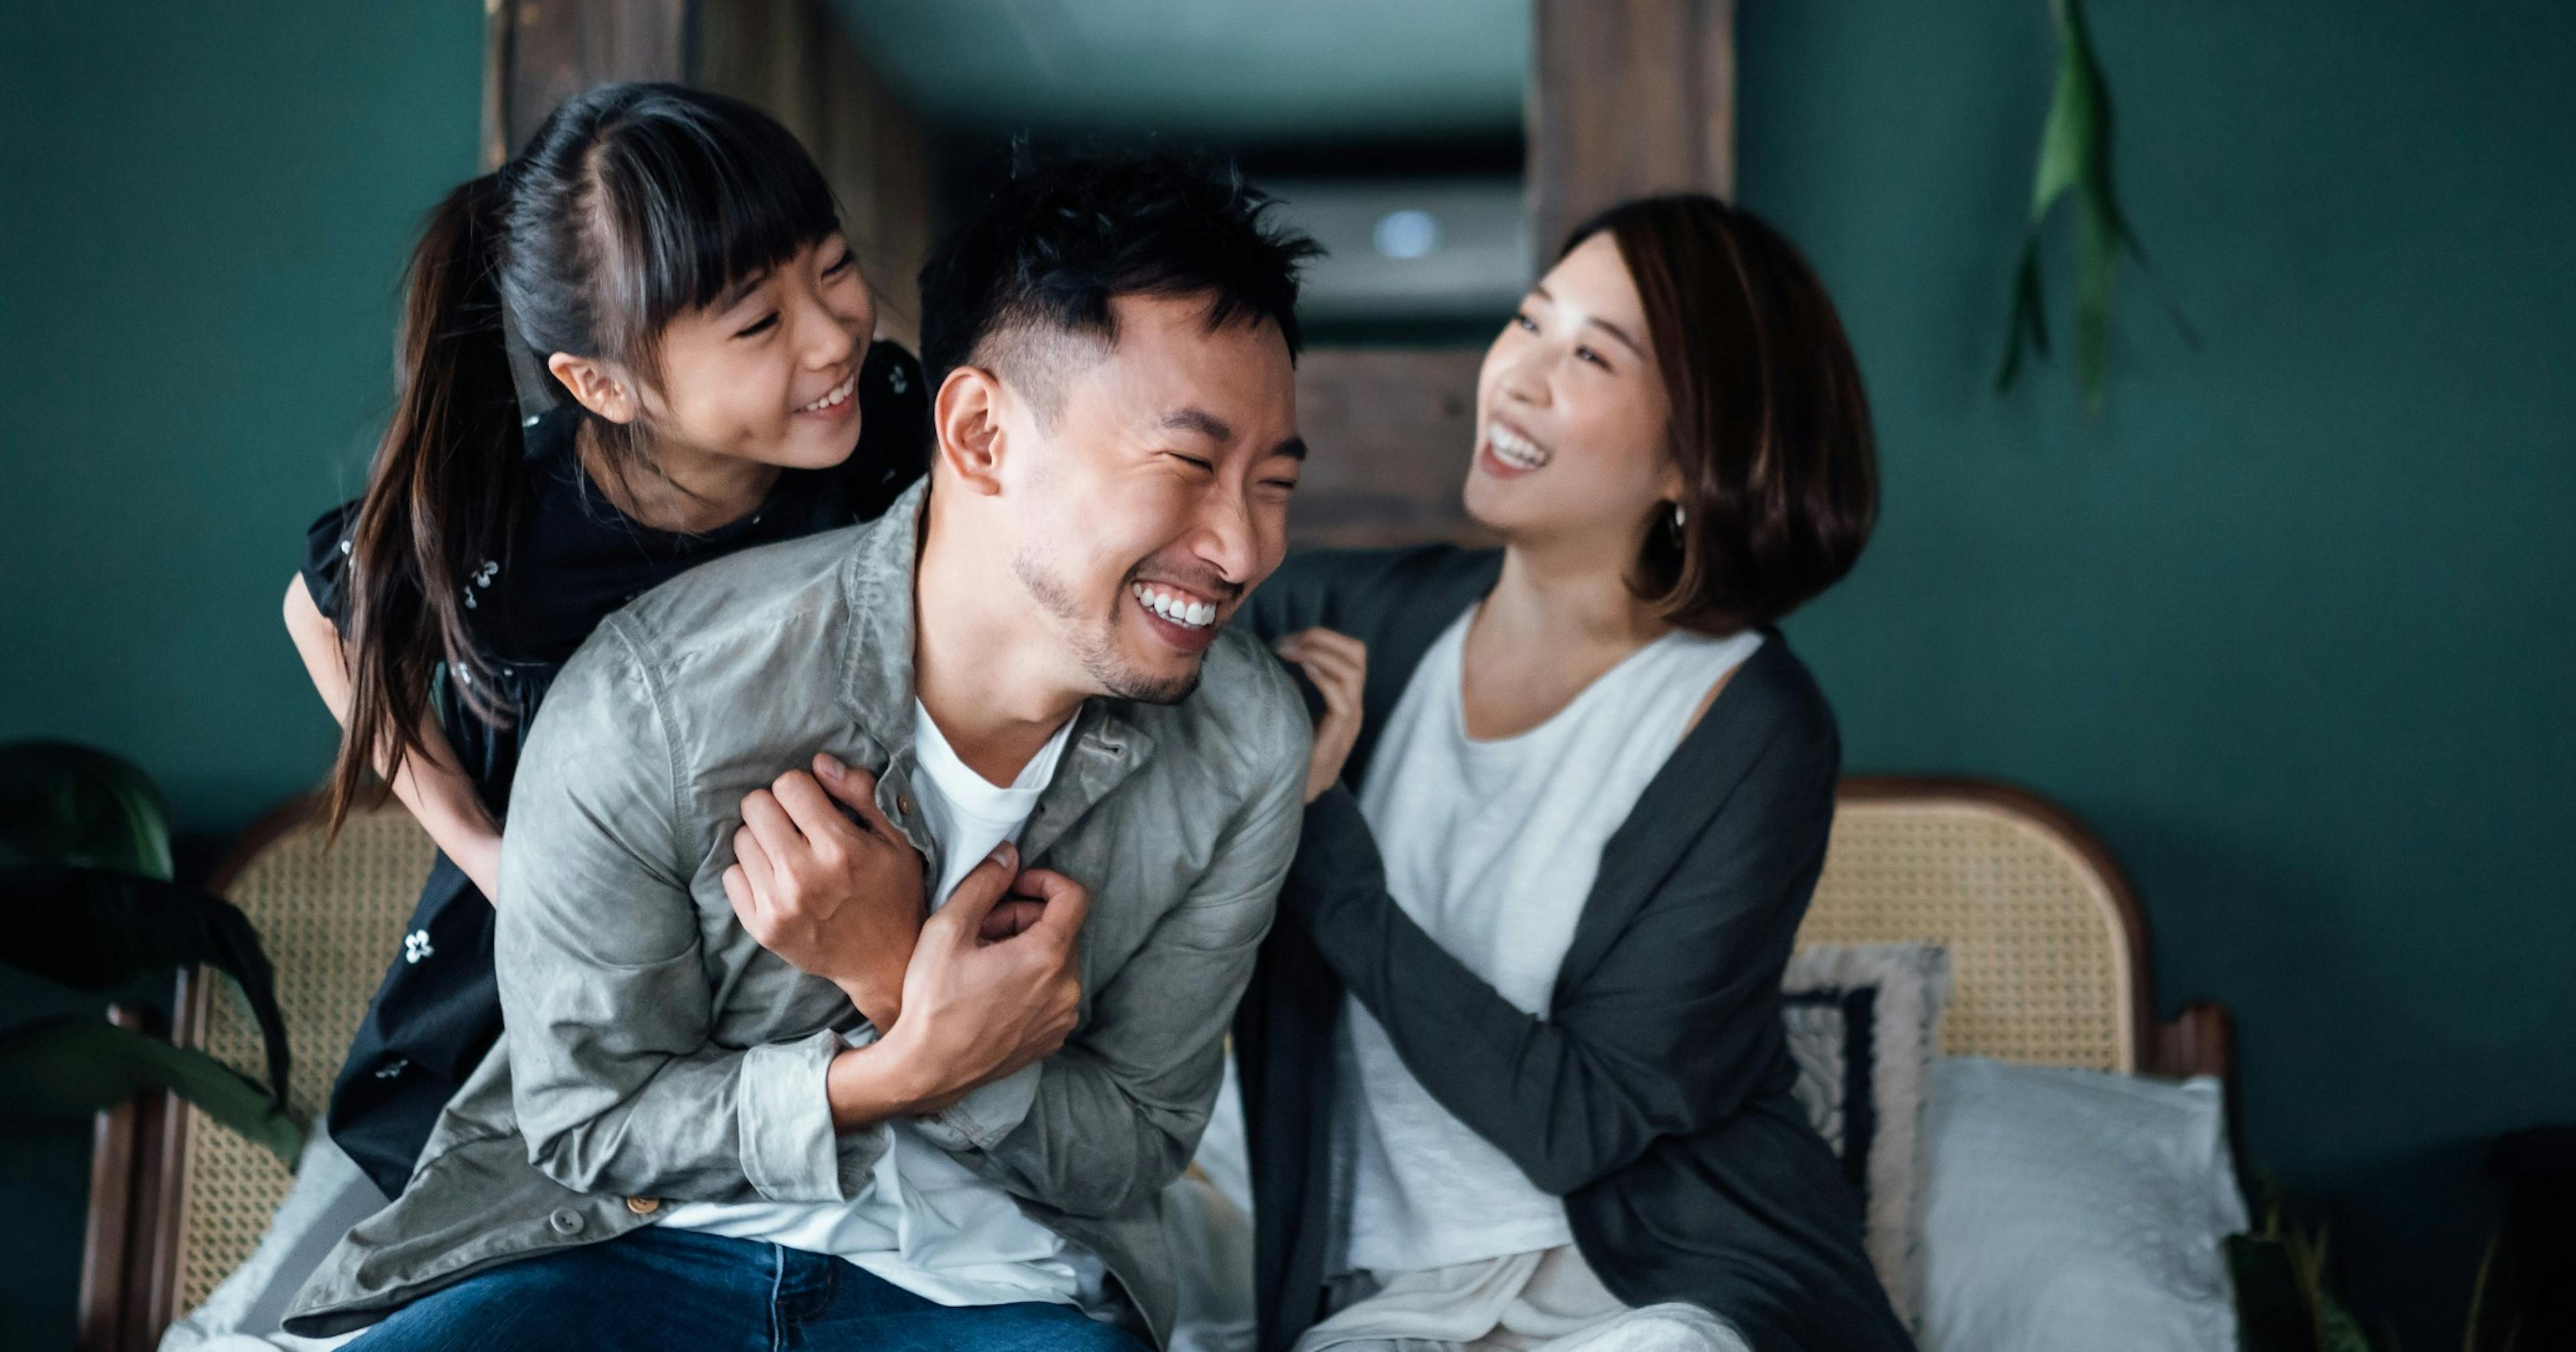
[{"x1": 284, "y1": 82, "x2": 928, "y2": 1200}]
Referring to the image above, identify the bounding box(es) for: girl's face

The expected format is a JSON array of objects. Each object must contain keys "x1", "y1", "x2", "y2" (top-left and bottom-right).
[
  {"x1": 1462, "y1": 231, "x2": 1679, "y2": 549},
  {"x1": 643, "y1": 235, "x2": 877, "y2": 469}
]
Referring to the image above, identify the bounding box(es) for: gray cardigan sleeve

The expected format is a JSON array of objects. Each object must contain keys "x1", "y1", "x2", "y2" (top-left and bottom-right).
[{"x1": 1281, "y1": 701, "x2": 1839, "y2": 1197}]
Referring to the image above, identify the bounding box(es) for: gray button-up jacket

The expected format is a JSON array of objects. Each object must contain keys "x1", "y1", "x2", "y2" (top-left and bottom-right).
[{"x1": 283, "y1": 480, "x2": 1311, "y2": 1345}]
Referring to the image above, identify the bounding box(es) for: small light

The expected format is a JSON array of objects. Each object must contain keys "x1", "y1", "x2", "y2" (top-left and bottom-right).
[{"x1": 1373, "y1": 210, "x2": 1440, "y2": 260}]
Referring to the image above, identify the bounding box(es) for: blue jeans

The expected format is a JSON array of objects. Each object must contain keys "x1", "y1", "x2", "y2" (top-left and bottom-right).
[{"x1": 347, "y1": 1227, "x2": 1150, "y2": 1351}]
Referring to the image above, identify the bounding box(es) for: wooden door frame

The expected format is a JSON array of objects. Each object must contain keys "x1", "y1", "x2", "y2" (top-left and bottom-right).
[{"x1": 1529, "y1": 0, "x2": 1737, "y2": 256}]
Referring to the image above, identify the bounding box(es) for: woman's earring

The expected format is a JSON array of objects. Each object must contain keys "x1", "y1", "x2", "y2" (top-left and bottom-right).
[{"x1": 1668, "y1": 502, "x2": 1688, "y2": 543}]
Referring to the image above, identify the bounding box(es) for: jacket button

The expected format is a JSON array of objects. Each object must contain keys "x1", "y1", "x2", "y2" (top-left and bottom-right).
[
  {"x1": 896, "y1": 795, "x2": 914, "y2": 816},
  {"x1": 625, "y1": 1195, "x2": 661, "y2": 1216},
  {"x1": 548, "y1": 1208, "x2": 585, "y2": 1236}
]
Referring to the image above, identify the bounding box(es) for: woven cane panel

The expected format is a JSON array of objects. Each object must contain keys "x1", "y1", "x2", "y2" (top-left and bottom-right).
[
  {"x1": 176, "y1": 804, "x2": 435, "y2": 1312},
  {"x1": 1799, "y1": 799, "x2": 2134, "y2": 1074}
]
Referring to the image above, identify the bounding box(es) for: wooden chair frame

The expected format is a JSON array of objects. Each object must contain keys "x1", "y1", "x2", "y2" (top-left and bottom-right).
[
  {"x1": 1837, "y1": 777, "x2": 2235, "y2": 1089},
  {"x1": 75, "y1": 797, "x2": 327, "y2": 1352}
]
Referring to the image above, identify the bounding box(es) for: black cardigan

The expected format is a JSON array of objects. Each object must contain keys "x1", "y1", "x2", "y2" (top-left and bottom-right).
[{"x1": 1234, "y1": 546, "x2": 1915, "y2": 1352}]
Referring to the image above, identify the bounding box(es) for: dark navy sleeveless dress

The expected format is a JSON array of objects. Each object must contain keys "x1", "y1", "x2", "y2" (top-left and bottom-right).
[{"x1": 298, "y1": 341, "x2": 929, "y2": 1197}]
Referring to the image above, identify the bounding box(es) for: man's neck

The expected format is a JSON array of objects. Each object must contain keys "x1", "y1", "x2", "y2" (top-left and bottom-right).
[{"x1": 911, "y1": 494, "x2": 1087, "y2": 787}]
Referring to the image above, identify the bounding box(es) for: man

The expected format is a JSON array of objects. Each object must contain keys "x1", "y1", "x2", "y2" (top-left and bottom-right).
[{"x1": 283, "y1": 153, "x2": 1323, "y2": 1351}]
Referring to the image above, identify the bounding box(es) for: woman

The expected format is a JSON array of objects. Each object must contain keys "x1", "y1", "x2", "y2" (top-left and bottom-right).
[
  {"x1": 283, "y1": 81, "x2": 928, "y2": 1201},
  {"x1": 1240, "y1": 195, "x2": 1913, "y2": 1352}
]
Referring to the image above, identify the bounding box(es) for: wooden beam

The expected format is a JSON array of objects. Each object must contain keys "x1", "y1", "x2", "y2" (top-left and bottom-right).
[
  {"x1": 697, "y1": 0, "x2": 934, "y2": 349},
  {"x1": 488, "y1": 0, "x2": 689, "y2": 160},
  {"x1": 1290, "y1": 348, "x2": 1495, "y2": 550},
  {"x1": 1527, "y1": 0, "x2": 1735, "y2": 259}
]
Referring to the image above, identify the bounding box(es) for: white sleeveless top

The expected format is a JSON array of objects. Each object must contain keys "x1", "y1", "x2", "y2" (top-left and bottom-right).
[{"x1": 1334, "y1": 606, "x2": 1762, "y2": 1274}]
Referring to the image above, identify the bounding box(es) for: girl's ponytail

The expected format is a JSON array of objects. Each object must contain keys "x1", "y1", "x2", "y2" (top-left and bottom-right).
[
  {"x1": 317, "y1": 82, "x2": 842, "y2": 834},
  {"x1": 324, "y1": 172, "x2": 521, "y2": 834}
]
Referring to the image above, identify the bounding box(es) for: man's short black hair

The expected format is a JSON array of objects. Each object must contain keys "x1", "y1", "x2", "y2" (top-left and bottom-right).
[{"x1": 917, "y1": 150, "x2": 1324, "y2": 416}]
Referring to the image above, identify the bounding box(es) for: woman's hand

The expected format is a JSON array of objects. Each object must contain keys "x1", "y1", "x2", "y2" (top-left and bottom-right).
[
  {"x1": 1276, "y1": 628, "x2": 1368, "y2": 804},
  {"x1": 722, "y1": 754, "x2": 928, "y2": 1029},
  {"x1": 865, "y1": 842, "x2": 1088, "y2": 1114}
]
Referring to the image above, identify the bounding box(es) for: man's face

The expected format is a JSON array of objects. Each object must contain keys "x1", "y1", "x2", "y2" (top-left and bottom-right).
[{"x1": 1000, "y1": 292, "x2": 1304, "y2": 704}]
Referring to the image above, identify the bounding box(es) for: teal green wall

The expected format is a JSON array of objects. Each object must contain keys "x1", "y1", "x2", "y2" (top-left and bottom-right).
[
  {"x1": 0, "y1": 2, "x2": 484, "y2": 1343},
  {"x1": 0, "y1": 1, "x2": 482, "y2": 829},
  {"x1": 3, "y1": 0, "x2": 2569, "y2": 1346},
  {"x1": 1746, "y1": 0, "x2": 2576, "y2": 1340}
]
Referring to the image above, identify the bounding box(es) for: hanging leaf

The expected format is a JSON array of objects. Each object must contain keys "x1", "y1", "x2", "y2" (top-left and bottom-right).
[
  {"x1": 0, "y1": 1018, "x2": 305, "y2": 1166},
  {"x1": 1996, "y1": 0, "x2": 2196, "y2": 408},
  {"x1": 0, "y1": 861, "x2": 294, "y2": 1107}
]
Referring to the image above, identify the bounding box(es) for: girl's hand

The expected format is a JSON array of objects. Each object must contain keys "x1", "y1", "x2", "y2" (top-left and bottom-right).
[
  {"x1": 723, "y1": 754, "x2": 928, "y2": 1029},
  {"x1": 1276, "y1": 628, "x2": 1368, "y2": 804}
]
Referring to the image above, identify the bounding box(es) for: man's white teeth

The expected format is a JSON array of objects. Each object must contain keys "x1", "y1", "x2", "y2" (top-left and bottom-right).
[
  {"x1": 1132, "y1": 583, "x2": 1216, "y2": 628},
  {"x1": 1491, "y1": 424, "x2": 1550, "y2": 470},
  {"x1": 798, "y1": 374, "x2": 856, "y2": 412}
]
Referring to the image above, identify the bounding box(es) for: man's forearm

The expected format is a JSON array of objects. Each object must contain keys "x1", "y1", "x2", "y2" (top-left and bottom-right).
[{"x1": 824, "y1": 1035, "x2": 941, "y2": 1130}]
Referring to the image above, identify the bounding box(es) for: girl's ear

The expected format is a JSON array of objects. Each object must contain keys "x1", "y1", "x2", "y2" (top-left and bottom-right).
[
  {"x1": 932, "y1": 365, "x2": 1008, "y2": 496},
  {"x1": 547, "y1": 352, "x2": 639, "y2": 425}
]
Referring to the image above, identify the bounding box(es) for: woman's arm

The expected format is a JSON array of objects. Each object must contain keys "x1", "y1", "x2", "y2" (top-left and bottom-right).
[
  {"x1": 1286, "y1": 712, "x2": 1839, "y2": 1198},
  {"x1": 283, "y1": 572, "x2": 503, "y2": 900}
]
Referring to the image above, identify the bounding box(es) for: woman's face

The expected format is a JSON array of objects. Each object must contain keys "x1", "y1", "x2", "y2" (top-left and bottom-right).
[
  {"x1": 643, "y1": 235, "x2": 877, "y2": 471},
  {"x1": 1463, "y1": 231, "x2": 1678, "y2": 548}
]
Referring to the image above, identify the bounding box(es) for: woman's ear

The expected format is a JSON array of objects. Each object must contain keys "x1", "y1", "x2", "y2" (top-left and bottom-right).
[
  {"x1": 547, "y1": 352, "x2": 640, "y2": 425},
  {"x1": 1658, "y1": 457, "x2": 1688, "y2": 507},
  {"x1": 932, "y1": 365, "x2": 1008, "y2": 496}
]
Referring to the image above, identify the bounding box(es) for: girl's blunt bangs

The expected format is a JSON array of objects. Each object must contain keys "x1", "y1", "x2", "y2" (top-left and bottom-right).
[{"x1": 585, "y1": 91, "x2": 843, "y2": 367}]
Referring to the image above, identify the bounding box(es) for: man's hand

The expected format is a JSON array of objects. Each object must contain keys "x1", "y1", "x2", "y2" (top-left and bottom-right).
[
  {"x1": 876, "y1": 840, "x2": 1089, "y2": 1112},
  {"x1": 723, "y1": 754, "x2": 926, "y2": 1029}
]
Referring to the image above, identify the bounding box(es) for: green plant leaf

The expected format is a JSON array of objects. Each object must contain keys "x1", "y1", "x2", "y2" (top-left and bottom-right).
[
  {"x1": 1, "y1": 861, "x2": 293, "y2": 1107},
  {"x1": 2229, "y1": 1233, "x2": 2318, "y2": 1352},
  {"x1": 0, "y1": 740, "x2": 174, "y2": 880},
  {"x1": 2316, "y1": 1296, "x2": 2376, "y2": 1352},
  {"x1": 1994, "y1": 0, "x2": 2194, "y2": 408},
  {"x1": 0, "y1": 1018, "x2": 305, "y2": 1166}
]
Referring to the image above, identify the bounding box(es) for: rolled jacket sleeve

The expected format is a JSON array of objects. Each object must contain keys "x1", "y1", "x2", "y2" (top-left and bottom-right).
[{"x1": 496, "y1": 618, "x2": 887, "y2": 1204}]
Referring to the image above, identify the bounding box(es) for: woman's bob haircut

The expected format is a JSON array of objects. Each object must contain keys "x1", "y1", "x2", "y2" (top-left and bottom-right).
[{"x1": 1567, "y1": 194, "x2": 1878, "y2": 634}]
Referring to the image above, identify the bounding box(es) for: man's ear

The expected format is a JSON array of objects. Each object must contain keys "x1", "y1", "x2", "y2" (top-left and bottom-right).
[
  {"x1": 933, "y1": 365, "x2": 1009, "y2": 496},
  {"x1": 547, "y1": 352, "x2": 641, "y2": 425}
]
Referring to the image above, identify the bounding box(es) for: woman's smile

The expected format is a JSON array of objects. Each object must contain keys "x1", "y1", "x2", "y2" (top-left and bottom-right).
[{"x1": 1479, "y1": 416, "x2": 1553, "y2": 478}]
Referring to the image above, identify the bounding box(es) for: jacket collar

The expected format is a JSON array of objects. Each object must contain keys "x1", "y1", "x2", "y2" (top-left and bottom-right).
[{"x1": 833, "y1": 478, "x2": 1156, "y2": 862}]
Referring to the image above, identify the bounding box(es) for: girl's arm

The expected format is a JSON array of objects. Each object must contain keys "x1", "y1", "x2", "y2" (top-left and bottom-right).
[{"x1": 284, "y1": 572, "x2": 503, "y2": 901}]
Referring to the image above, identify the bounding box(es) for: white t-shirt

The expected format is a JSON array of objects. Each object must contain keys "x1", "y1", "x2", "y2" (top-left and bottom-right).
[
  {"x1": 662, "y1": 701, "x2": 1107, "y2": 1310},
  {"x1": 1335, "y1": 608, "x2": 1762, "y2": 1274}
]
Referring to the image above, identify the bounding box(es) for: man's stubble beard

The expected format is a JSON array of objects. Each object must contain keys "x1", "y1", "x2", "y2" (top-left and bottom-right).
[{"x1": 1012, "y1": 542, "x2": 1202, "y2": 707}]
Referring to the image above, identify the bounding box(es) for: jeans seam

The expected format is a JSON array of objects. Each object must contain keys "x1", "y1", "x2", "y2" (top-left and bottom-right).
[{"x1": 768, "y1": 1242, "x2": 787, "y2": 1352}]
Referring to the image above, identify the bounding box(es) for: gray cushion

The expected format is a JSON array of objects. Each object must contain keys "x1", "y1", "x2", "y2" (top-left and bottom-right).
[{"x1": 1782, "y1": 942, "x2": 1952, "y2": 1331}]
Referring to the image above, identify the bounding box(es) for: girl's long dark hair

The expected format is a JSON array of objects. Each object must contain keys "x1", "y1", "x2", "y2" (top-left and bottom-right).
[{"x1": 325, "y1": 82, "x2": 838, "y2": 832}]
